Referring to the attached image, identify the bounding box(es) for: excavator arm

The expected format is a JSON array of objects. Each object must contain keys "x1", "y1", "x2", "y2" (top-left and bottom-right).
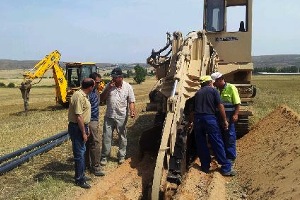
[
  {"x1": 22, "y1": 50, "x2": 61, "y2": 81},
  {"x1": 20, "y1": 50, "x2": 68, "y2": 112},
  {"x1": 52, "y1": 63, "x2": 68, "y2": 105}
]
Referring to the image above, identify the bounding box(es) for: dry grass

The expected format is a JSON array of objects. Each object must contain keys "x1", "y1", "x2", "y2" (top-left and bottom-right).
[
  {"x1": 1, "y1": 74, "x2": 300, "y2": 199},
  {"x1": 0, "y1": 76, "x2": 157, "y2": 199}
]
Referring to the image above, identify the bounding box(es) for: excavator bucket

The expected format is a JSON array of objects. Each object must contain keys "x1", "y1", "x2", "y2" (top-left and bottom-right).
[{"x1": 19, "y1": 81, "x2": 31, "y2": 114}]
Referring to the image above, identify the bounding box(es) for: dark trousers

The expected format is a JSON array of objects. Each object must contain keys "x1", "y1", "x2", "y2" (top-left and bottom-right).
[
  {"x1": 68, "y1": 122, "x2": 87, "y2": 183},
  {"x1": 85, "y1": 120, "x2": 101, "y2": 171},
  {"x1": 194, "y1": 114, "x2": 231, "y2": 173}
]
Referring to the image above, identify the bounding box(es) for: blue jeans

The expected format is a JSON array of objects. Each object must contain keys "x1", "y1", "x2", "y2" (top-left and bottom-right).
[
  {"x1": 68, "y1": 122, "x2": 88, "y2": 183},
  {"x1": 194, "y1": 114, "x2": 231, "y2": 173}
]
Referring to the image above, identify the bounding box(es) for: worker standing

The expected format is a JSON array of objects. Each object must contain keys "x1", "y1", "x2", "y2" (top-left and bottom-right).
[
  {"x1": 68, "y1": 78, "x2": 94, "y2": 189},
  {"x1": 211, "y1": 72, "x2": 241, "y2": 164},
  {"x1": 100, "y1": 67, "x2": 136, "y2": 166},
  {"x1": 193, "y1": 75, "x2": 235, "y2": 176},
  {"x1": 85, "y1": 72, "x2": 105, "y2": 176}
]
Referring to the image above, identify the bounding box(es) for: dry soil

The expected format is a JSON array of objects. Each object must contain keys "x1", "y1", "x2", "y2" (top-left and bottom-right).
[{"x1": 69, "y1": 105, "x2": 300, "y2": 200}]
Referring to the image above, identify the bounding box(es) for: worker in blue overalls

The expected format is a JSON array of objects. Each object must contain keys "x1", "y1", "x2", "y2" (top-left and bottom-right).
[
  {"x1": 192, "y1": 75, "x2": 235, "y2": 176},
  {"x1": 211, "y1": 72, "x2": 241, "y2": 164}
]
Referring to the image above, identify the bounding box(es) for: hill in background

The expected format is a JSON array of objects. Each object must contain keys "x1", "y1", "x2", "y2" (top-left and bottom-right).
[
  {"x1": 0, "y1": 59, "x2": 147, "y2": 71},
  {"x1": 0, "y1": 55, "x2": 299, "y2": 70},
  {"x1": 253, "y1": 54, "x2": 300, "y2": 68}
]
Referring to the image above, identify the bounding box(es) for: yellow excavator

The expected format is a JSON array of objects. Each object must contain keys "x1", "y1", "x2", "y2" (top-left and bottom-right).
[{"x1": 20, "y1": 50, "x2": 104, "y2": 112}]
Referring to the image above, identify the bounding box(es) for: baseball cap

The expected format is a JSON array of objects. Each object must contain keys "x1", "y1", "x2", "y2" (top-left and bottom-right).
[
  {"x1": 111, "y1": 67, "x2": 123, "y2": 77},
  {"x1": 199, "y1": 75, "x2": 212, "y2": 83},
  {"x1": 211, "y1": 72, "x2": 223, "y2": 80}
]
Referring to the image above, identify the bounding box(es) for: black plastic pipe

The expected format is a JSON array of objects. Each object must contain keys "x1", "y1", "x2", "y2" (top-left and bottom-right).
[
  {"x1": 0, "y1": 131, "x2": 68, "y2": 164},
  {"x1": 0, "y1": 134, "x2": 69, "y2": 175}
]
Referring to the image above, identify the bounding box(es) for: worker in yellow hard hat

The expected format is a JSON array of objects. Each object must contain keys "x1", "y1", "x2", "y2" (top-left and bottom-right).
[{"x1": 191, "y1": 75, "x2": 235, "y2": 176}]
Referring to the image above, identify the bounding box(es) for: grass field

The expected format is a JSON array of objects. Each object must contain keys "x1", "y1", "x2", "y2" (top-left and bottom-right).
[{"x1": 1, "y1": 74, "x2": 300, "y2": 199}]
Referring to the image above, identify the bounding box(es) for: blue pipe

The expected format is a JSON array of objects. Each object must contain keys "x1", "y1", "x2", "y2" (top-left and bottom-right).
[
  {"x1": 0, "y1": 131, "x2": 68, "y2": 164},
  {"x1": 0, "y1": 133, "x2": 69, "y2": 175}
]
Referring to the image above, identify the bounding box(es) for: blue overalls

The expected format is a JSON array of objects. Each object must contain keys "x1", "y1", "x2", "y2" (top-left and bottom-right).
[
  {"x1": 219, "y1": 83, "x2": 241, "y2": 161},
  {"x1": 193, "y1": 86, "x2": 231, "y2": 174}
]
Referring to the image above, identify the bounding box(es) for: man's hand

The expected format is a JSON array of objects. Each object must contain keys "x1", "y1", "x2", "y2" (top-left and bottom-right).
[
  {"x1": 232, "y1": 113, "x2": 239, "y2": 123},
  {"x1": 109, "y1": 80, "x2": 115, "y2": 88},
  {"x1": 82, "y1": 134, "x2": 88, "y2": 143},
  {"x1": 223, "y1": 120, "x2": 229, "y2": 130},
  {"x1": 130, "y1": 110, "x2": 135, "y2": 118},
  {"x1": 187, "y1": 121, "x2": 193, "y2": 130}
]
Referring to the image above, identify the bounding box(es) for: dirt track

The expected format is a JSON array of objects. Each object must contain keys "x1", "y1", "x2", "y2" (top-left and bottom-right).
[{"x1": 72, "y1": 105, "x2": 300, "y2": 200}]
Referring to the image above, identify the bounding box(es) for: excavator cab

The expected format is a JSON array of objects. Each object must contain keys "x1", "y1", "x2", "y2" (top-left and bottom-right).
[
  {"x1": 64, "y1": 62, "x2": 99, "y2": 103},
  {"x1": 65, "y1": 62, "x2": 98, "y2": 88}
]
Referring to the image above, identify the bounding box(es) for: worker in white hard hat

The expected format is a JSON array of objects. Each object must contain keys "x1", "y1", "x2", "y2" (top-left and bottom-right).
[{"x1": 211, "y1": 72, "x2": 241, "y2": 165}]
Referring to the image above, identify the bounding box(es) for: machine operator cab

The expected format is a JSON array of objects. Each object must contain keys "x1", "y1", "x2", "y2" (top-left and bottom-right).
[
  {"x1": 64, "y1": 62, "x2": 99, "y2": 104},
  {"x1": 65, "y1": 62, "x2": 99, "y2": 88},
  {"x1": 204, "y1": 0, "x2": 252, "y2": 64},
  {"x1": 204, "y1": 0, "x2": 254, "y2": 98}
]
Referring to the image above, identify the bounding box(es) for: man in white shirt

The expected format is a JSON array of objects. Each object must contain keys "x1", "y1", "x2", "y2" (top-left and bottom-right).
[{"x1": 100, "y1": 68, "x2": 136, "y2": 165}]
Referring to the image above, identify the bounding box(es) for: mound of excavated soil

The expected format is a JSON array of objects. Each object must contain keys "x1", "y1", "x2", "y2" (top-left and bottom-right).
[
  {"x1": 71, "y1": 105, "x2": 300, "y2": 200},
  {"x1": 236, "y1": 105, "x2": 300, "y2": 199}
]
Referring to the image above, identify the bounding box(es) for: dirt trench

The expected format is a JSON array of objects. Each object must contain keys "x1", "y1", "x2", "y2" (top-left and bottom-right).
[{"x1": 73, "y1": 105, "x2": 300, "y2": 200}]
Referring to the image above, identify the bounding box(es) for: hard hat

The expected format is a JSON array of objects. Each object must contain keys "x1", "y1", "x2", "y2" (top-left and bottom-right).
[
  {"x1": 211, "y1": 72, "x2": 223, "y2": 80},
  {"x1": 199, "y1": 75, "x2": 212, "y2": 83}
]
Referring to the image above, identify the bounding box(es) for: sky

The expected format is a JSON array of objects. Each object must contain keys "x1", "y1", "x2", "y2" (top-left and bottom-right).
[{"x1": 0, "y1": 0, "x2": 299, "y2": 63}]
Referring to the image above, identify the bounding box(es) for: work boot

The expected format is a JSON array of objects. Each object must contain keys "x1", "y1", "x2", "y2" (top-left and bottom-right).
[
  {"x1": 118, "y1": 157, "x2": 125, "y2": 165},
  {"x1": 221, "y1": 170, "x2": 236, "y2": 176},
  {"x1": 94, "y1": 170, "x2": 105, "y2": 176},
  {"x1": 84, "y1": 176, "x2": 92, "y2": 181},
  {"x1": 100, "y1": 158, "x2": 107, "y2": 166},
  {"x1": 75, "y1": 181, "x2": 91, "y2": 189}
]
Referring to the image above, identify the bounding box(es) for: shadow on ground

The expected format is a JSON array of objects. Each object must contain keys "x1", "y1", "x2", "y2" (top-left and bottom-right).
[{"x1": 34, "y1": 160, "x2": 74, "y2": 183}]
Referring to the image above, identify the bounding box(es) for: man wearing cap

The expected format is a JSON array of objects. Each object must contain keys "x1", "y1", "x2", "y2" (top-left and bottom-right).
[
  {"x1": 211, "y1": 72, "x2": 241, "y2": 164},
  {"x1": 100, "y1": 67, "x2": 136, "y2": 165},
  {"x1": 193, "y1": 75, "x2": 235, "y2": 176}
]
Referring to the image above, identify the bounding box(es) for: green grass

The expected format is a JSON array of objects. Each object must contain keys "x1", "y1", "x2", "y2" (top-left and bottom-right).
[{"x1": 251, "y1": 75, "x2": 300, "y2": 125}]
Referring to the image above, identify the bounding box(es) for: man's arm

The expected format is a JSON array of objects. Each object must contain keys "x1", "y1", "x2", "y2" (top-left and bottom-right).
[
  {"x1": 218, "y1": 103, "x2": 229, "y2": 130},
  {"x1": 100, "y1": 81, "x2": 114, "y2": 102},
  {"x1": 76, "y1": 114, "x2": 88, "y2": 142},
  {"x1": 231, "y1": 85, "x2": 241, "y2": 123},
  {"x1": 232, "y1": 104, "x2": 240, "y2": 123},
  {"x1": 129, "y1": 102, "x2": 135, "y2": 118}
]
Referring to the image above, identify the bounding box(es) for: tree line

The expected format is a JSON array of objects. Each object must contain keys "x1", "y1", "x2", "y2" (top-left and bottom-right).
[
  {"x1": 254, "y1": 65, "x2": 300, "y2": 73},
  {"x1": 103, "y1": 65, "x2": 155, "y2": 84}
]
